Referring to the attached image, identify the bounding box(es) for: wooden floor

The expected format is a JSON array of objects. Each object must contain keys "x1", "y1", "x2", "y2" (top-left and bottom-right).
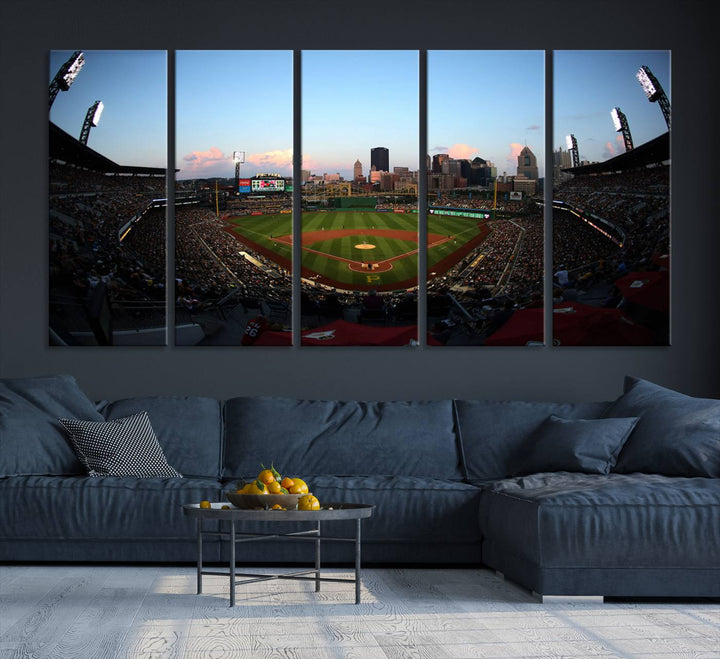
[{"x1": 1, "y1": 565, "x2": 719, "y2": 658}]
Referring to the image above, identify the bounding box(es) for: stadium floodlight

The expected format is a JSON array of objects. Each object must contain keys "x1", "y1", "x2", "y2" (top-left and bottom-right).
[
  {"x1": 79, "y1": 100, "x2": 103, "y2": 146},
  {"x1": 611, "y1": 107, "x2": 634, "y2": 152},
  {"x1": 234, "y1": 150, "x2": 245, "y2": 194},
  {"x1": 49, "y1": 50, "x2": 85, "y2": 111},
  {"x1": 565, "y1": 134, "x2": 580, "y2": 168},
  {"x1": 636, "y1": 65, "x2": 671, "y2": 130}
]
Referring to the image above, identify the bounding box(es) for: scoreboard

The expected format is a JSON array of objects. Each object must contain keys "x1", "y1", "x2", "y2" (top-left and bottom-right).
[{"x1": 251, "y1": 178, "x2": 285, "y2": 192}]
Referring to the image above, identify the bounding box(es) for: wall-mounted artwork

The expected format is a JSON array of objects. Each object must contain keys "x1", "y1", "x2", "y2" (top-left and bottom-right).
[
  {"x1": 49, "y1": 50, "x2": 167, "y2": 346},
  {"x1": 299, "y1": 50, "x2": 420, "y2": 346},
  {"x1": 552, "y1": 51, "x2": 670, "y2": 346},
  {"x1": 175, "y1": 50, "x2": 293, "y2": 346},
  {"x1": 427, "y1": 51, "x2": 546, "y2": 346}
]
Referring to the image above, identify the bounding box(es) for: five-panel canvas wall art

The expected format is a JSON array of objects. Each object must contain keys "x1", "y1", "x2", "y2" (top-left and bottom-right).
[{"x1": 49, "y1": 50, "x2": 670, "y2": 347}]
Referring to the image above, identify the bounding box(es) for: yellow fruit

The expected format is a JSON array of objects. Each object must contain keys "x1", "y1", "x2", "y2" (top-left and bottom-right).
[
  {"x1": 298, "y1": 494, "x2": 320, "y2": 511},
  {"x1": 271, "y1": 504, "x2": 286, "y2": 510},
  {"x1": 199, "y1": 500, "x2": 211, "y2": 509},
  {"x1": 221, "y1": 505, "x2": 230, "y2": 510},
  {"x1": 267, "y1": 480, "x2": 283, "y2": 494},
  {"x1": 289, "y1": 478, "x2": 309, "y2": 494},
  {"x1": 246, "y1": 480, "x2": 268, "y2": 495},
  {"x1": 257, "y1": 468, "x2": 275, "y2": 484},
  {"x1": 280, "y1": 477, "x2": 295, "y2": 490},
  {"x1": 236, "y1": 483, "x2": 252, "y2": 494}
]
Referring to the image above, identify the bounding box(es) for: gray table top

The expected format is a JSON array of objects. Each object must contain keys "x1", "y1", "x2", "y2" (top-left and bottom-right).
[{"x1": 183, "y1": 502, "x2": 374, "y2": 522}]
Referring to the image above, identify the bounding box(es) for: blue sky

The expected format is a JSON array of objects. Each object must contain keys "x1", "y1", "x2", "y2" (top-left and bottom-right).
[
  {"x1": 554, "y1": 50, "x2": 670, "y2": 163},
  {"x1": 176, "y1": 50, "x2": 293, "y2": 180},
  {"x1": 302, "y1": 51, "x2": 419, "y2": 179},
  {"x1": 429, "y1": 50, "x2": 545, "y2": 178},
  {"x1": 49, "y1": 50, "x2": 166, "y2": 168},
  {"x1": 49, "y1": 50, "x2": 670, "y2": 181}
]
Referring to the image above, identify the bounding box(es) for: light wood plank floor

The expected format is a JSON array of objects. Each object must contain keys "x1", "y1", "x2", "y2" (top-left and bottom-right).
[{"x1": 1, "y1": 565, "x2": 719, "y2": 658}]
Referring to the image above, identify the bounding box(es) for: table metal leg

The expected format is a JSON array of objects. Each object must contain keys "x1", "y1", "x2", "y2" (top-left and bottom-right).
[
  {"x1": 229, "y1": 520, "x2": 236, "y2": 607},
  {"x1": 196, "y1": 517, "x2": 203, "y2": 595},
  {"x1": 355, "y1": 518, "x2": 362, "y2": 604},
  {"x1": 315, "y1": 521, "x2": 321, "y2": 592}
]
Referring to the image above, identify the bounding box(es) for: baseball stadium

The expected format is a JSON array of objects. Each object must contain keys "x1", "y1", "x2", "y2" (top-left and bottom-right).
[{"x1": 221, "y1": 209, "x2": 489, "y2": 293}]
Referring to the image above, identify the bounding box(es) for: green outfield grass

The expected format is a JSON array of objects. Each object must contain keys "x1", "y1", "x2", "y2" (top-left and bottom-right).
[{"x1": 225, "y1": 210, "x2": 485, "y2": 291}]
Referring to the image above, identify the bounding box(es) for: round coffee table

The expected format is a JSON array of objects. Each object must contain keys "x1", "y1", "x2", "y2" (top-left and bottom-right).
[{"x1": 182, "y1": 502, "x2": 374, "y2": 606}]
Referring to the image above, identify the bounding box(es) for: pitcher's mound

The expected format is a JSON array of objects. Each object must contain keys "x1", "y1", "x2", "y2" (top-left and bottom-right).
[{"x1": 354, "y1": 244, "x2": 376, "y2": 250}]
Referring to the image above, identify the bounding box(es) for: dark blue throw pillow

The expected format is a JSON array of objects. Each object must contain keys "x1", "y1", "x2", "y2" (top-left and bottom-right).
[
  {"x1": 605, "y1": 376, "x2": 720, "y2": 477},
  {"x1": 515, "y1": 415, "x2": 639, "y2": 476}
]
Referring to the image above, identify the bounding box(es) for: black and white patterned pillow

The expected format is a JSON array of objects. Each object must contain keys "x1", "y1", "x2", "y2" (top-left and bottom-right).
[{"x1": 59, "y1": 411, "x2": 182, "y2": 478}]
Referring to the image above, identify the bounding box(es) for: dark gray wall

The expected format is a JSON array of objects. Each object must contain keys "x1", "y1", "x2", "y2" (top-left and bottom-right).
[{"x1": 1, "y1": 0, "x2": 718, "y2": 402}]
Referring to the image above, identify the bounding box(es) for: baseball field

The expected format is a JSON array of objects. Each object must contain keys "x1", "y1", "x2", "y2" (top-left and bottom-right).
[{"x1": 224, "y1": 210, "x2": 490, "y2": 292}]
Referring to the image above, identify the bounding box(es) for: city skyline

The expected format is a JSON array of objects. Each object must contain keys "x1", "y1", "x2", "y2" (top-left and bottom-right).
[
  {"x1": 428, "y1": 50, "x2": 545, "y2": 179},
  {"x1": 49, "y1": 50, "x2": 670, "y2": 183}
]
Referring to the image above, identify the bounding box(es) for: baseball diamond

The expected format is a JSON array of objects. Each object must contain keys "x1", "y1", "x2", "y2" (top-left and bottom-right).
[{"x1": 223, "y1": 211, "x2": 490, "y2": 292}]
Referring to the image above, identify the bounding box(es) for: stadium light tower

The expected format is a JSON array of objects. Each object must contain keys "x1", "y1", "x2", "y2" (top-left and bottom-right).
[
  {"x1": 79, "y1": 100, "x2": 104, "y2": 146},
  {"x1": 565, "y1": 134, "x2": 580, "y2": 168},
  {"x1": 611, "y1": 107, "x2": 634, "y2": 152},
  {"x1": 233, "y1": 151, "x2": 245, "y2": 194},
  {"x1": 49, "y1": 50, "x2": 85, "y2": 111},
  {"x1": 636, "y1": 65, "x2": 671, "y2": 130}
]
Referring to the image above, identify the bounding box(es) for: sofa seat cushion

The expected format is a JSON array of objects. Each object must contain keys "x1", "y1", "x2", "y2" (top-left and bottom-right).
[
  {"x1": 478, "y1": 472, "x2": 720, "y2": 569},
  {"x1": 0, "y1": 476, "x2": 223, "y2": 542},
  {"x1": 221, "y1": 475, "x2": 483, "y2": 544},
  {"x1": 101, "y1": 396, "x2": 223, "y2": 479},
  {"x1": 0, "y1": 375, "x2": 104, "y2": 477},
  {"x1": 224, "y1": 397, "x2": 462, "y2": 480}
]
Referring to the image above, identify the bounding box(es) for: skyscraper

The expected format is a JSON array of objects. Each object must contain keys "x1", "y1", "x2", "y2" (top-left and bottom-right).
[
  {"x1": 517, "y1": 146, "x2": 539, "y2": 179},
  {"x1": 353, "y1": 159, "x2": 363, "y2": 182},
  {"x1": 370, "y1": 147, "x2": 389, "y2": 173}
]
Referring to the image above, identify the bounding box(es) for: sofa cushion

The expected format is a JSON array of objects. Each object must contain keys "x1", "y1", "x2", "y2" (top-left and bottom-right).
[
  {"x1": 224, "y1": 397, "x2": 461, "y2": 480},
  {"x1": 454, "y1": 399, "x2": 611, "y2": 482},
  {"x1": 219, "y1": 474, "x2": 483, "y2": 544},
  {"x1": 59, "y1": 413, "x2": 182, "y2": 478},
  {"x1": 0, "y1": 375, "x2": 103, "y2": 477},
  {"x1": 478, "y1": 472, "x2": 720, "y2": 569},
  {"x1": 0, "y1": 475, "x2": 222, "y2": 542},
  {"x1": 514, "y1": 415, "x2": 639, "y2": 476},
  {"x1": 102, "y1": 396, "x2": 223, "y2": 479},
  {"x1": 606, "y1": 376, "x2": 720, "y2": 477}
]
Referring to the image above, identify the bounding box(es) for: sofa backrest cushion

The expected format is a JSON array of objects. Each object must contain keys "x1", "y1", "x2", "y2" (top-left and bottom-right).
[
  {"x1": 454, "y1": 399, "x2": 611, "y2": 482},
  {"x1": 606, "y1": 376, "x2": 720, "y2": 477},
  {"x1": 223, "y1": 397, "x2": 461, "y2": 480},
  {"x1": 0, "y1": 374, "x2": 103, "y2": 477},
  {"x1": 102, "y1": 396, "x2": 223, "y2": 479}
]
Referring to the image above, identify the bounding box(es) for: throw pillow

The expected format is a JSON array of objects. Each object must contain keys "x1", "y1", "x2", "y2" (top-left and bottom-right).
[
  {"x1": 59, "y1": 412, "x2": 182, "y2": 478},
  {"x1": 515, "y1": 414, "x2": 640, "y2": 476},
  {"x1": 604, "y1": 376, "x2": 720, "y2": 477}
]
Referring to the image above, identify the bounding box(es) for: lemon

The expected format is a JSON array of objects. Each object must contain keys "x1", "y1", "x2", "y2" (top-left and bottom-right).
[
  {"x1": 199, "y1": 500, "x2": 211, "y2": 509},
  {"x1": 289, "y1": 478, "x2": 309, "y2": 494},
  {"x1": 298, "y1": 494, "x2": 320, "y2": 511}
]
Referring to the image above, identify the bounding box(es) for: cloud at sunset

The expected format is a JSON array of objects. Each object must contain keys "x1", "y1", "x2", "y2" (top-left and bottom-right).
[
  {"x1": 448, "y1": 143, "x2": 480, "y2": 160},
  {"x1": 182, "y1": 146, "x2": 230, "y2": 171},
  {"x1": 246, "y1": 148, "x2": 293, "y2": 170}
]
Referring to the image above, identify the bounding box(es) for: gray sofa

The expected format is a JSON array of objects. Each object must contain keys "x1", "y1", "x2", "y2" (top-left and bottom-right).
[{"x1": 1, "y1": 374, "x2": 719, "y2": 598}]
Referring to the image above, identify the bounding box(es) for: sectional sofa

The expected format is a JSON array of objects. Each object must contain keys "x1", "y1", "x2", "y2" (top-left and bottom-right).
[{"x1": 1, "y1": 374, "x2": 719, "y2": 598}]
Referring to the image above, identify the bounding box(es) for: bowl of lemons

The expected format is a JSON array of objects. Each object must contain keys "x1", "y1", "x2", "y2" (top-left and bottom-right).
[{"x1": 226, "y1": 464, "x2": 318, "y2": 510}]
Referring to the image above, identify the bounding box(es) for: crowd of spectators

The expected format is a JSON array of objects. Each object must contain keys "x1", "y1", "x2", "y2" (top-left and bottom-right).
[
  {"x1": 50, "y1": 166, "x2": 167, "y2": 313},
  {"x1": 175, "y1": 207, "x2": 291, "y2": 313}
]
